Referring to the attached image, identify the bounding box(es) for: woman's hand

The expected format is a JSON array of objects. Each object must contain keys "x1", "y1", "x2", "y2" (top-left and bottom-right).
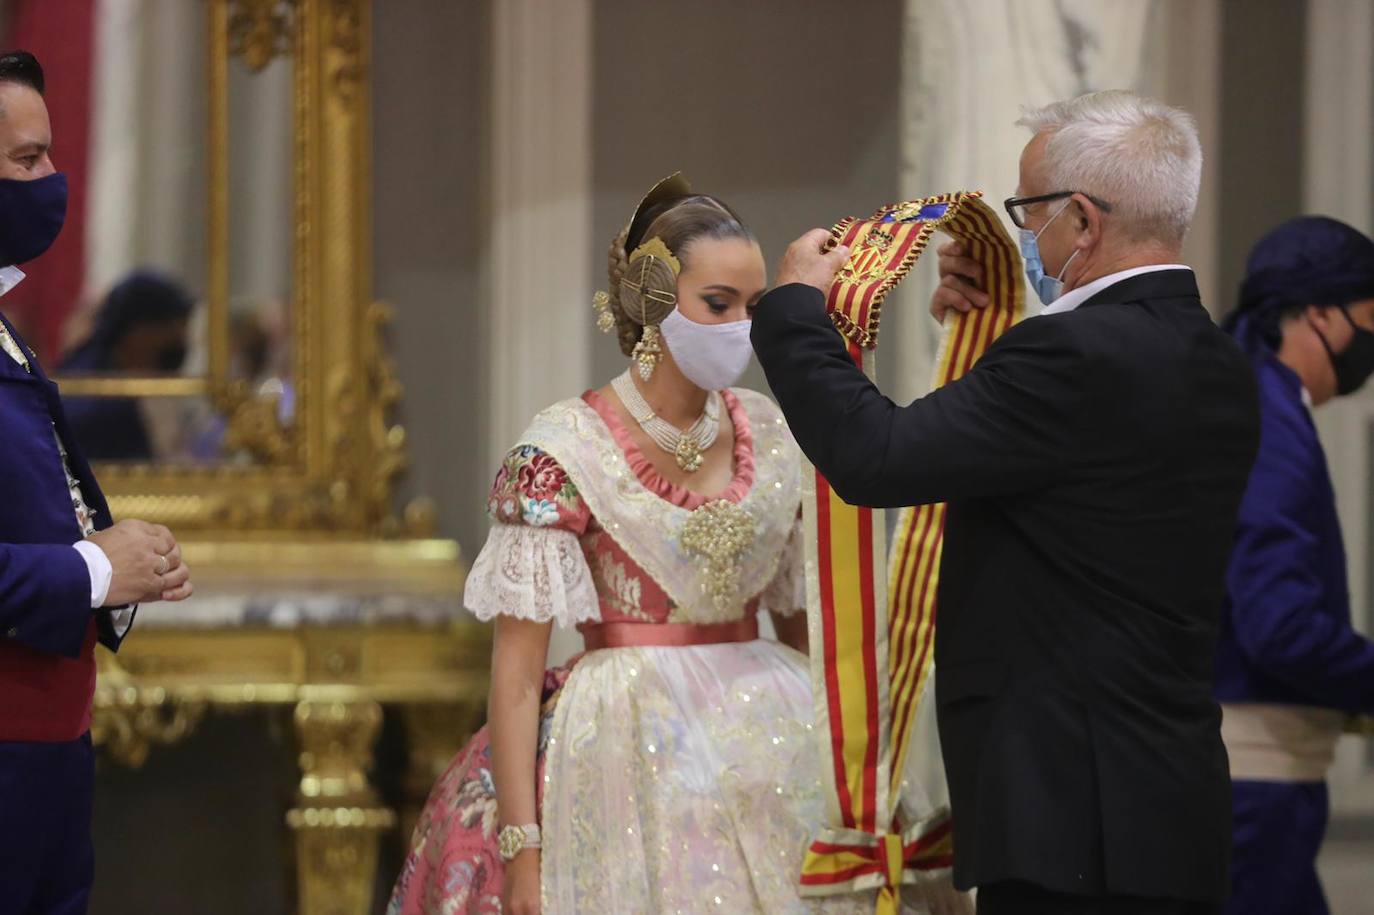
[{"x1": 503, "y1": 849, "x2": 541, "y2": 915}]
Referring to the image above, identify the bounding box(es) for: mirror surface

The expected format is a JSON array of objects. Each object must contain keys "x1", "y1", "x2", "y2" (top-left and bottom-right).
[{"x1": 53, "y1": 4, "x2": 296, "y2": 467}]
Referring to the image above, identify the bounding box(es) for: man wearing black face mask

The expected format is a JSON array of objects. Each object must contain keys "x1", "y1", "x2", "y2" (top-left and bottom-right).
[
  {"x1": 1216, "y1": 216, "x2": 1374, "y2": 915},
  {"x1": 61, "y1": 270, "x2": 194, "y2": 461},
  {"x1": 0, "y1": 50, "x2": 194, "y2": 914}
]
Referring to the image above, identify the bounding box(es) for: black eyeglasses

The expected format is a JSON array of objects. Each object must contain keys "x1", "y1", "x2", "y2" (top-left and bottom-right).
[{"x1": 1004, "y1": 191, "x2": 1113, "y2": 229}]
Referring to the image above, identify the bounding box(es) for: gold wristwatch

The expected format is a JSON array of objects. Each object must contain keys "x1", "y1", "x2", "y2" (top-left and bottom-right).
[{"x1": 498, "y1": 823, "x2": 542, "y2": 861}]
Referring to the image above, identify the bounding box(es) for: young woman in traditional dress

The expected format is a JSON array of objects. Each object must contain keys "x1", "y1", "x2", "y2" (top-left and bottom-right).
[{"x1": 388, "y1": 174, "x2": 887, "y2": 915}]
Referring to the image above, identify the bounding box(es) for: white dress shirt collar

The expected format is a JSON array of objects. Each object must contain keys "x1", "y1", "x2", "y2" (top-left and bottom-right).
[{"x1": 1039, "y1": 264, "x2": 1192, "y2": 317}]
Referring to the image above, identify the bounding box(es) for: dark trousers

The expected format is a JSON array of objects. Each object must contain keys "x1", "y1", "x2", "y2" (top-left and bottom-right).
[
  {"x1": 1223, "y1": 780, "x2": 1329, "y2": 915},
  {"x1": 977, "y1": 881, "x2": 1222, "y2": 915},
  {"x1": 0, "y1": 734, "x2": 95, "y2": 915}
]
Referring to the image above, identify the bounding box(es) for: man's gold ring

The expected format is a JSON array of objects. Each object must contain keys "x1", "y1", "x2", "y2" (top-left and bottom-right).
[{"x1": 156, "y1": 553, "x2": 169, "y2": 576}]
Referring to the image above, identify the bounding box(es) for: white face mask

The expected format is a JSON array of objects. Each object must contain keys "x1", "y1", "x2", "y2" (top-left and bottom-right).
[{"x1": 659, "y1": 308, "x2": 754, "y2": 391}]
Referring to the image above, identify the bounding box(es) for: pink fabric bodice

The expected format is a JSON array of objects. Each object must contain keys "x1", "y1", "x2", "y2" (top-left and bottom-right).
[
  {"x1": 478, "y1": 385, "x2": 804, "y2": 629},
  {"x1": 574, "y1": 388, "x2": 757, "y2": 626}
]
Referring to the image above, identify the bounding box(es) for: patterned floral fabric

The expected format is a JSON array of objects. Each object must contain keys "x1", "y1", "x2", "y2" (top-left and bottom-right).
[
  {"x1": 387, "y1": 667, "x2": 571, "y2": 915},
  {"x1": 487, "y1": 444, "x2": 591, "y2": 534}
]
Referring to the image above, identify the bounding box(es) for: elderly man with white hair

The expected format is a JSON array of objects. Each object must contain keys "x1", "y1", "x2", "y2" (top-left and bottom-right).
[{"x1": 751, "y1": 91, "x2": 1260, "y2": 914}]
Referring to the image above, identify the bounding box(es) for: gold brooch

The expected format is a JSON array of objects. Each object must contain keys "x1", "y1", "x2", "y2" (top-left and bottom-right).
[{"x1": 680, "y1": 500, "x2": 757, "y2": 613}]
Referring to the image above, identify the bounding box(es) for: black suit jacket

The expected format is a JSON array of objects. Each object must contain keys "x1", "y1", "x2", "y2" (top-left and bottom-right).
[{"x1": 751, "y1": 270, "x2": 1259, "y2": 902}]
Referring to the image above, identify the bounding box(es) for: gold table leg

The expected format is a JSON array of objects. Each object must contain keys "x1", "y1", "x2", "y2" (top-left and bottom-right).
[
  {"x1": 399, "y1": 700, "x2": 485, "y2": 845},
  {"x1": 287, "y1": 700, "x2": 397, "y2": 915}
]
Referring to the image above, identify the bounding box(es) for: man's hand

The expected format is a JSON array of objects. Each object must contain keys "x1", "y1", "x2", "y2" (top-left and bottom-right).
[
  {"x1": 87, "y1": 519, "x2": 193, "y2": 606},
  {"x1": 929, "y1": 240, "x2": 991, "y2": 324},
  {"x1": 773, "y1": 228, "x2": 851, "y2": 293}
]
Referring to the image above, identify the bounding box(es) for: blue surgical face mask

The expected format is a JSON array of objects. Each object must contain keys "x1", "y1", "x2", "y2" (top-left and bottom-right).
[
  {"x1": 0, "y1": 172, "x2": 67, "y2": 268},
  {"x1": 1018, "y1": 199, "x2": 1080, "y2": 305}
]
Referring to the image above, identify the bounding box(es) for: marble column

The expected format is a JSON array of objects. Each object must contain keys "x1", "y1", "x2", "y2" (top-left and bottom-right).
[
  {"x1": 484, "y1": 0, "x2": 594, "y2": 664},
  {"x1": 84, "y1": 0, "x2": 144, "y2": 301},
  {"x1": 897, "y1": 0, "x2": 1151, "y2": 400},
  {"x1": 1150, "y1": 0, "x2": 1223, "y2": 316},
  {"x1": 895, "y1": 0, "x2": 1221, "y2": 400},
  {"x1": 86, "y1": 0, "x2": 215, "y2": 301},
  {"x1": 225, "y1": 47, "x2": 293, "y2": 307},
  {"x1": 484, "y1": 0, "x2": 593, "y2": 461},
  {"x1": 1304, "y1": 0, "x2": 1374, "y2": 809}
]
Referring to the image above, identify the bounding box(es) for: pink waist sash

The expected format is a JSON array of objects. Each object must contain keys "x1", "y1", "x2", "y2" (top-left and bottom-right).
[{"x1": 580, "y1": 618, "x2": 759, "y2": 651}]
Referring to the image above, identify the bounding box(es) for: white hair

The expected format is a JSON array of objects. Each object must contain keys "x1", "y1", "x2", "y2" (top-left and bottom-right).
[{"x1": 1016, "y1": 90, "x2": 1201, "y2": 246}]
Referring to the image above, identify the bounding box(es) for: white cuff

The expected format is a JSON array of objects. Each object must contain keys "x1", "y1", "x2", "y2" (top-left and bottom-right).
[
  {"x1": 73, "y1": 540, "x2": 113, "y2": 608},
  {"x1": 108, "y1": 605, "x2": 134, "y2": 638}
]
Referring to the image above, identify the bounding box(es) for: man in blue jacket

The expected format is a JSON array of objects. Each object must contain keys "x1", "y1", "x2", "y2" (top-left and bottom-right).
[
  {"x1": 0, "y1": 50, "x2": 194, "y2": 914},
  {"x1": 1217, "y1": 216, "x2": 1374, "y2": 915}
]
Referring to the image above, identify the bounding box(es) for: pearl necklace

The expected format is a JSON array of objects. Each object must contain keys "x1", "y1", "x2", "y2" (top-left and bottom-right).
[{"x1": 611, "y1": 369, "x2": 721, "y2": 473}]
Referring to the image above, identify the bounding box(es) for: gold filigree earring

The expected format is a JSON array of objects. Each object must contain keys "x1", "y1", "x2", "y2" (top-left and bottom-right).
[
  {"x1": 592, "y1": 290, "x2": 616, "y2": 334},
  {"x1": 631, "y1": 324, "x2": 662, "y2": 380}
]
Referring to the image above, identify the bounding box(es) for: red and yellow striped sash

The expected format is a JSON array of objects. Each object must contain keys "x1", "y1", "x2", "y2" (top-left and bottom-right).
[{"x1": 799, "y1": 192, "x2": 1024, "y2": 912}]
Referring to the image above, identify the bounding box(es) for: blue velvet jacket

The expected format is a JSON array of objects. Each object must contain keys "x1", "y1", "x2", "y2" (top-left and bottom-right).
[
  {"x1": 1215, "y1": 355, "x2": 1374, "y2": 713},
  {"x1": 0, "y1": 311, "x2": 128, "y2": 659}
]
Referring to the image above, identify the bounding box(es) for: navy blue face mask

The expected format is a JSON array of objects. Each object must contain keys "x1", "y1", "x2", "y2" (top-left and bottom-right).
[{"x1": 0, "y1": 172, "x2": 67, "y2": 267}]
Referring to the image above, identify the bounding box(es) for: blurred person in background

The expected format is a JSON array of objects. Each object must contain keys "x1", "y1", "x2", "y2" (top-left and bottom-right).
[
  {"x1": 60, "y1": 268, "x2": 191, "y2": 461},
  {"x1": 1216, "y1": 216, "x2": 1374, "y2": 915}
]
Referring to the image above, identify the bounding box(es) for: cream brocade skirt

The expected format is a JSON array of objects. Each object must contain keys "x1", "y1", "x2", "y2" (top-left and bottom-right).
[{"x1": 541, "y1": 639, "x2": 874, "y2": 914}]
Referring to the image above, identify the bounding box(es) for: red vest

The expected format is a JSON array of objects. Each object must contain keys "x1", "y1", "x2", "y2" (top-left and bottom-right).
[{"x1": 0, "y1": 618, "x2": 96, "y2": 742}]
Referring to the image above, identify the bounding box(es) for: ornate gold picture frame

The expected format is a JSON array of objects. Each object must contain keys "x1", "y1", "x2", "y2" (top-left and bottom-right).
[{"x1": 58, "y1": 0, "x2": 422, "y2": 541}]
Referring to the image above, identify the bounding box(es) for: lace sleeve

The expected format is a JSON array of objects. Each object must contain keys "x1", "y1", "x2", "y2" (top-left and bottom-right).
[
  {"x1": 463, "y1": 522, "x2": 600, "y2": 625},
  {"x1": 759, "y1": 511, "x2": 806, "y2": 617}
]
